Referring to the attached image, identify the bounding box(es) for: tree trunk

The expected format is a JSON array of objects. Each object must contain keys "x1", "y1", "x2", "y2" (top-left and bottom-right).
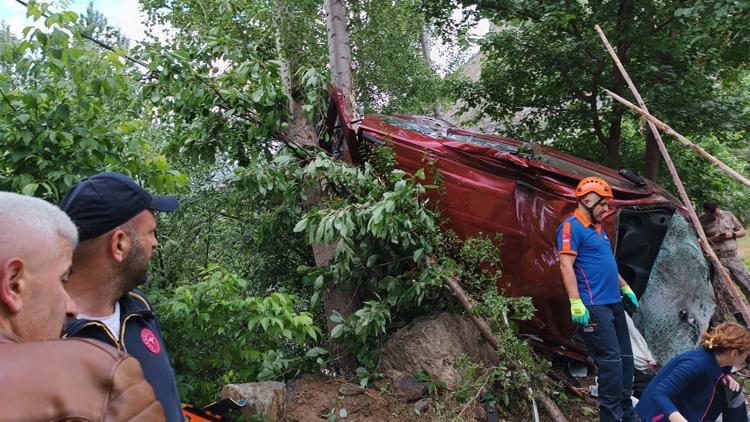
[
  {"x1": 605, "y1": 110, "x2": 622, "y2": 169},
  {"x1": 324, "y1": 0, "x2": 362, "y2": 374},
  {"x1": 273, "y1": 0, "x2": 360, "y2": 372},
  {"x1": 644, "y1": 127, "x2": 660, "y2": 181},
  {"x1": 325, "y1": 0, "x2": 355, "y2": 115}
]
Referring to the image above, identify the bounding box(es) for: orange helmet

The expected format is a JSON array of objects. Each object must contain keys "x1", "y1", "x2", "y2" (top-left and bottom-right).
[{"x1": 576, "y1": 177, "x2": 613, "y2": 199}]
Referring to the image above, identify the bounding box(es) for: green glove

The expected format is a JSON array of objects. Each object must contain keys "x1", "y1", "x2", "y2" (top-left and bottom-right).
[
  {"x1": 569, "y1": 298, "x2": 590, "y2": 325},
  {"x1": 621, "y1": 285, "x2": 639, "y2": 308}
]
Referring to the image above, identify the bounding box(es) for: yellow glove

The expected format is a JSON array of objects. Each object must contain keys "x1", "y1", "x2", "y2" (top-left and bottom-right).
[
  {"x1": 621, "y1": 285, "x2": 639, "y2": 308},
  {"x1": 569, "y1": 298, "x2": 590, "y2": 325}
]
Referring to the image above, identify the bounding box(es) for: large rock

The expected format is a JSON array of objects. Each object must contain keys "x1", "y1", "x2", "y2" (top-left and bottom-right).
[
  {"x1": 380, "y1": 312, "x2": 498, "y2": 390},
  {"x1": 221, "y1": 381, "x2": 286, "y2": 420}
]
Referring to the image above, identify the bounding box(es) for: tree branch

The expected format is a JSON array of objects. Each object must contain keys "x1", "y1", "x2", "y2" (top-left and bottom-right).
[{"x1": 0, "y1": 89, "x2": 17, "y2": 112}]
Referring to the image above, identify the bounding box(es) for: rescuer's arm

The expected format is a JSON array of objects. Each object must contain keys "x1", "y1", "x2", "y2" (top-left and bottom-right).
[{"x1": 560, "y1": 254, "x2": 588, "y2": 325}]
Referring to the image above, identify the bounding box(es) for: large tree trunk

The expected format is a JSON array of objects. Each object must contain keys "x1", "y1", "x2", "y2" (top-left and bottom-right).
[
  {"x1": 644, "y1": 128, "x2": 660, "y2": 181},
  {"x1": 324, "y1": 0, "x2": 362, "y2": 373},
  {"x1": 273, "y1": 0, "x2": 360, "y2": 372},
  {"x1": 325, "y1": 0, "x2": 355, "y2": 114}
]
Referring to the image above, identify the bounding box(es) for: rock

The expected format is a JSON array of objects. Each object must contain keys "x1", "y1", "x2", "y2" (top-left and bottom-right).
[
  {"x1": 221, "y1": 381, "x2": 286, "y2": 420},
  {"x1": 339, "y1": 383, "x2": 365, "y2": 396},
  {"x1": 384, "y1": 370, "x2": 425, "y2": 402},
  {"x1": 414, "y1": 398, "x2": 430, "y2": 414},
  {"x1": 380, "y1": 312, "x2": 498, "y2": 390}
]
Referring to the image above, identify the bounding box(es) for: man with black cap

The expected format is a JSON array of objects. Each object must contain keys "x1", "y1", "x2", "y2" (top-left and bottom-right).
[{"x1": 60, "y1": 172, "x2": 184, "y2": 422}]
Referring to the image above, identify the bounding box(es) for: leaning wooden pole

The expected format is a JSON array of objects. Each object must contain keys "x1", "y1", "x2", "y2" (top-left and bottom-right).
[
  {"x1": 602, "y1": 90, "x2": 750, "y2": 191},
  {"x1": 442, "y1": 275, "x2": 569, "y2": 422},
  {"x1": 595, "y1": 26, "x2": 750, "y2": 324}
]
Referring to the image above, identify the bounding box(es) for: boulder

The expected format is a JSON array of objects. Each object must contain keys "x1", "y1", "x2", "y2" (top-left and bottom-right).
[
  {"x1": 221, "y1": 381, "x2": 286, "y2": 420},
  {"x1": 380, "y1": 312, "x2": 498, "y2": 390},
  {"x1": 384, "y1": 370, "x2": 425, "y2": 402}
]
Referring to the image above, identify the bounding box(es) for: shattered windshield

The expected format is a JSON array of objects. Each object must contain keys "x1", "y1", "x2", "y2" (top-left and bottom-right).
[{"x1": 632, "y1": 213, "x2": 715, "y2": 364}]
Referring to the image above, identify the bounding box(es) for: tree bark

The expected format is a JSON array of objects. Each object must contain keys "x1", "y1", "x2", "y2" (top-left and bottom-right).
[
  {"x1": 644, "y1": 128, "x2": 660, "y2": 181},
  {"x1": 325, "y1": 0, "x2": 355, "y2": 115},
  {"x1": 323, "y1": 0, "x2": 362, "y2": 374}
]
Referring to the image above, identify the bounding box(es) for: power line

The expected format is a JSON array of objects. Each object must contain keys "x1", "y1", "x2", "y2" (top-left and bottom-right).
[
  {"x1": 11, "y1": 0, "x2": 311, "y2": 156},
  {"x1": 14, "y1": 0, "x2": 148, "y2": 68}
]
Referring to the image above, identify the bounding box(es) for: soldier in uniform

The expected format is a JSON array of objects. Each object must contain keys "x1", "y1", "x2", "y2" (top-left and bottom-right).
[{"x1": 700, "y1": 201, "x2": 750, "y2": 325}]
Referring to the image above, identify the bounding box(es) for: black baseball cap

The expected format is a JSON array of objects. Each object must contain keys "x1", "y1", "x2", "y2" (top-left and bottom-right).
[{"x1": 60, "y1": 172, "x2": 179, "y2": 241}]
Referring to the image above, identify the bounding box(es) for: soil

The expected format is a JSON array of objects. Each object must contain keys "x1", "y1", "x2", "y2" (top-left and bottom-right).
[
  {"x1": 282, "y1": 376, "x2": 424, "y2": 422},
  {"x1": 279, "y1": 374, "x2": 593, "y2": 421}
]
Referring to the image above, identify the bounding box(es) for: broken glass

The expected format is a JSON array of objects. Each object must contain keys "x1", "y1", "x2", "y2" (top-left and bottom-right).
[{"x1": 632, "y1": 213, "x2": 715, "y2": 364}]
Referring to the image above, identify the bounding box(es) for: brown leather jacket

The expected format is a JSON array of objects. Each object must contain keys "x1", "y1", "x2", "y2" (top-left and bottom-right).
[{"x1": 0, "y1": 330, "x2": 165, "y2": 421}]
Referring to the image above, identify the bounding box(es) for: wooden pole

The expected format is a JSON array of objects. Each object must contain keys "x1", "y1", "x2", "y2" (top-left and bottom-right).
[
  {"x1": 595, "y1": 26, "x2": 750, "y2": 324},
  {"x1": 442, "y1": 275, "x2": 569, "y2": 422},
  {"x1": 603, "y1": 90, "x2": 750, "y2": 191}
]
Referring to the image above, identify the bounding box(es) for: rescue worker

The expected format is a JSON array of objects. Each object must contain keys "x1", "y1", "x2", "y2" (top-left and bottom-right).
[
  {"x1": 556, "y1": 176, "x2": 639, "y2": 422},
  {"x1": 0, "y1": 191, "x2": 164, "y2": 421},
  {"x1": 635, "y1": 322, "x2": 750, "y2": 422},
  {"x1": 59, "y1": 172, "x2": 184, "y2": 422},
  {"x1": 700, "y1": 201, "x2": 750, "y2": 325}
]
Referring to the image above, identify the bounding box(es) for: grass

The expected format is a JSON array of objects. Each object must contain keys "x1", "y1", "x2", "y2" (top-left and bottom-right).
[{"x1": 739, "y1": 235, "x2": 750, "y2": 267}]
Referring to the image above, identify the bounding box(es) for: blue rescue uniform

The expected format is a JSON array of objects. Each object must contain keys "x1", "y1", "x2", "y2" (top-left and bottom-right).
[
  {"x1": 64, "y1": 290, "x2": 184, "y2": 422},
  {"x1": 556, "y1": 210, "x2": 636, "y2": 422},
  {"x1": 556, "y1": 210, "x2": 620, "y2": 305}
]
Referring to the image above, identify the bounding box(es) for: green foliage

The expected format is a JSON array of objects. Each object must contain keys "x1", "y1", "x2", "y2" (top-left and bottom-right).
[
  {"x1": 155, "y1": 265, "x2": 323, "y2": 402},
  {"x1": 0, "y1": 3, "x2": 183, "y2": 200},
  {"x1": 237, "y1": 147, "x2": 454, "y2": 371},
  {"x1": 429, "y1": 0, "x2": 750, "y2": 173},
  {"x1": 415, "y1": 371, "x2": 447, "y2": 396}
]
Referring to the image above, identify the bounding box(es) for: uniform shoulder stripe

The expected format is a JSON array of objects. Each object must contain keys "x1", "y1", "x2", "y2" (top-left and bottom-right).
[
  {"x1": 127, "y1": 291, "x2": 152, "y2": 310},
  {"x1": 560, "y1": 221, "x2": 577, "y2": 255}
]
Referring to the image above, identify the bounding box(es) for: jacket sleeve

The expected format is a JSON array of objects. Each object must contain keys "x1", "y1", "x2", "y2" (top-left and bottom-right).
[
  {"x1": 104, "y1": 355, "x2": 166, "y2": 421},
  {"x1": 650, "y1": 358, "x2": 705, "y2": 417}
]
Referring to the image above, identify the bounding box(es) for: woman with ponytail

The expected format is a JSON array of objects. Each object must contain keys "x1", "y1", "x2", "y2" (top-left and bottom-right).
[{"x1": 635, "y1": 322, "x2": 750, "y2": 421}]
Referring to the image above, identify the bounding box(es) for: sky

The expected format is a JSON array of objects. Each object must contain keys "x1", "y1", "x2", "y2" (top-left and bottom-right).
[
  {"x1": 1, "y1": 0, "x2": 155, "y2": 42},
  {"x1": 0, "y1": 0, "x2": 487, "y2": 72}
]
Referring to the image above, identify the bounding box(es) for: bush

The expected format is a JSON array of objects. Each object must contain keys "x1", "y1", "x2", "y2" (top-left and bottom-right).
[{"x1": 153, "y1": 265, "x2": 323, "y2": 403}]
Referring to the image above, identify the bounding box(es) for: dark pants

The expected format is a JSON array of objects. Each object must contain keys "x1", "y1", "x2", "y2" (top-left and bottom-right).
[
  {"x1": 581, "y1": 302, "x2": 638, "y2": 422},
  {"x1": 707, "y1": 382, "x2": 746, "y2": 422}
]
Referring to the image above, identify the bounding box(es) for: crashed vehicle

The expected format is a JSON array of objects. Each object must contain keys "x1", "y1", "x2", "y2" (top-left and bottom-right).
[{"x1": 324, "y1": 89, "x2": 716, "y2": 364}]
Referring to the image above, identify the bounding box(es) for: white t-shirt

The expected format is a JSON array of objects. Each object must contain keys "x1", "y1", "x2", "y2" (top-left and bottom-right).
[{"x1": 78, "y1": 302, "x2": 121, "y2": 340}]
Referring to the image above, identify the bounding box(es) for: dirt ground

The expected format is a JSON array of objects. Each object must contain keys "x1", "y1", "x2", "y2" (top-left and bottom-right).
[
  {"x1": 282, "y1": 376, "x2": 425, "y2": 422},
  {"x1": 280, "y1": 375, "x2": 560, "y2": 422}
]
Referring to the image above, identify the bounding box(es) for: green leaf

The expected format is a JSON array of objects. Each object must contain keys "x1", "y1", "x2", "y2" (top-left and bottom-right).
[
  {"x1": 293, "y1": 218, "x2": 308, "y2": 233},
  {"x1": 21, "y1": 183, "x2": 39, "y2": 196},
  {"x1": 330, "y1": 324, "x2": 344, "y2": 339}
]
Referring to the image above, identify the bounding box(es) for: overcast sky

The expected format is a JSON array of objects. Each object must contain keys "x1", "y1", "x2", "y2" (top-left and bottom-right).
[
  {"x1": 1, "y1": 0, "x2": 487, "y2": 73},
  {"x1": 1, "y1": 0, "x2": 153, "y2": 41}
]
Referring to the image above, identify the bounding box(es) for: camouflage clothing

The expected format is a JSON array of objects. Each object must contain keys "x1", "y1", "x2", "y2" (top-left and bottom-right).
[{"x1": 700, "y1": 210, "x2": 750, "y2": 314}]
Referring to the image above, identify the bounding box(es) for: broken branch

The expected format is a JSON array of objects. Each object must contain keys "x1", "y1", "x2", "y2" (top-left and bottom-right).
[
  {"x1": 603, "y1": 89, "x2": 750, "y2": 191},
  {"x1": 596, "y1": 25, "x2": 750, "y2": 324},
  {"x1": 442, "y1": 275, "x2": 569, "y2": 422}
]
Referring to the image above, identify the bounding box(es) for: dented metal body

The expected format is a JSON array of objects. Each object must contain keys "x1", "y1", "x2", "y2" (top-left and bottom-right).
[{"x1": 325, "y1": 90, "x2": 708, "y2": 360}]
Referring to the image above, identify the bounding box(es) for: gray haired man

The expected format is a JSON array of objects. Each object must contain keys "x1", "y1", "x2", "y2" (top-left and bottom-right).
[{"x1": 0, "y1": 192, "x2": 164, "y2": 420}]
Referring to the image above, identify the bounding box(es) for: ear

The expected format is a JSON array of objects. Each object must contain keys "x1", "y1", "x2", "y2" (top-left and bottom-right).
[
  {"x1": 0, "y1": 258, "x2": 25, "y2": 314},
  {"x1": 107, "y1": 228, "x2": 131, "y2": 264}
]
